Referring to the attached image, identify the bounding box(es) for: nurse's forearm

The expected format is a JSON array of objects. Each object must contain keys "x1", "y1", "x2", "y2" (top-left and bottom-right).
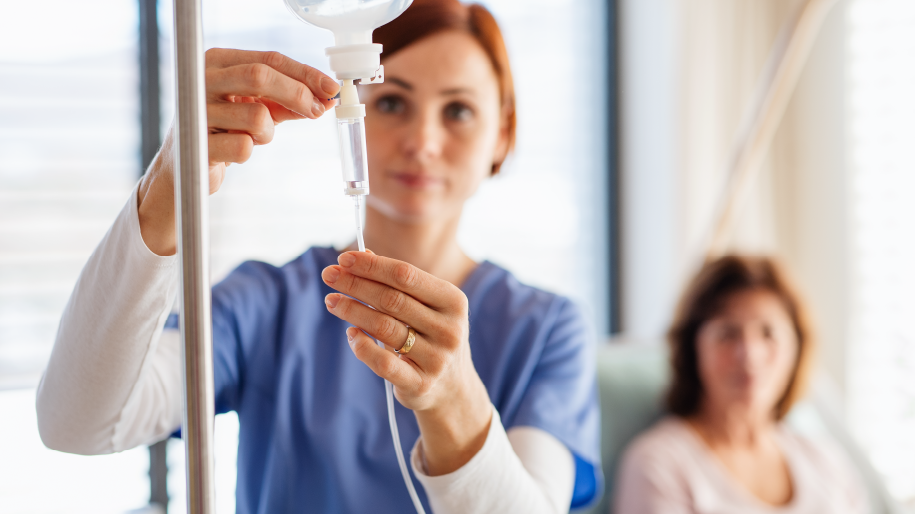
[
  {"x1": 413, "y1": 368, "x2": 493, "y2": 476},
  {"x1": 36, "y1": 184, "x2": 183, "y2": 454}
]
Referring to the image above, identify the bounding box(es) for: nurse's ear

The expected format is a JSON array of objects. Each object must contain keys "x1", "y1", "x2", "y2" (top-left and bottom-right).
[{"x1": 490, "y1": 103, "x2": 514, "y2": 176}]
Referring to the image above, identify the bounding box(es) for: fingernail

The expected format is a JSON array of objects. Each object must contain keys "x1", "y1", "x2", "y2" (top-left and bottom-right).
[
  {"x1": 325, "y1": 294, "x2": 339, "y2": 309},
  {"x1": 312, "y1": 99, "x2": 325, "y2": 117},
  {"x1": 338, "y1": 252, "x2": 356, "y2": 268},
  {"x1": 321, "y1": 76, "x2": 340, "y2": 96},
  {"x1": 322, "y1": 266, "x2": 339, "y2": 283},
  {"x1": 346, "y1": 327, "x2": 357, "y2": 344}
]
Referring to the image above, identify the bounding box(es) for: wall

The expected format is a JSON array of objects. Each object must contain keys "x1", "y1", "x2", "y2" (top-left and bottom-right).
[{"x1": 618, "y1": 0, "x2": 680, "y2": 339}]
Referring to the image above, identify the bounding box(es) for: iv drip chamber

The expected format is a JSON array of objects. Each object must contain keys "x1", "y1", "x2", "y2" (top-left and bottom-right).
[
  {"x1": 336, "y1": 80, "x2": 370, "y2": 196},
  {"x1": 337, "y1": 116, "x2": 369, "y2": 195}
]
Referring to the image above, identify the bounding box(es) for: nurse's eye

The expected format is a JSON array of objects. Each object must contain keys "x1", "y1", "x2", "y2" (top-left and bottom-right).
[
  {"x1": 444, "y1": 101, "x2": 474, "y2": 122},
  {"x1": 376, "y1": 95, "x2": 406, "y2": 115}
]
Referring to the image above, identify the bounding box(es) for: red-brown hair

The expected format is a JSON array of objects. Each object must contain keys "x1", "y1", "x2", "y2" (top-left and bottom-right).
[
  {"x1": 666, "y1": 255, "x2": 816, "y2": 421},
  {"x1": 373, "y1": 0, "x2": 516, "y2": 174}
]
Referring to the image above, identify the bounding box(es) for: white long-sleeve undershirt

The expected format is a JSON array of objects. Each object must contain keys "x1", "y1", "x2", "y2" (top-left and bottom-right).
[{"x1": 36, "y1": 183, "x2": 575, "y2": 513}]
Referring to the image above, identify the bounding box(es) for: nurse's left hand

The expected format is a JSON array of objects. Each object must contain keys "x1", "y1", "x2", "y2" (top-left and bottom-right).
[{"x1": 322, "y1": 251, "x2": 493, "y2": 475}]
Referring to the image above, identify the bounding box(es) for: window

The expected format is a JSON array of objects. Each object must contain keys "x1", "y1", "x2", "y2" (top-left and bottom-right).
[
  {"x1": 0, "y1": 1, "x2": 140, "y2": 387},
  {"x1": 0, "y1": 1, "x2": 150, "y2": 511},
  {"x1": 847, "y1": 0, "x2": 915, "y2": 507},
  {"x1": 0, "y1": 390, "x2": 149, "y2": 513}
]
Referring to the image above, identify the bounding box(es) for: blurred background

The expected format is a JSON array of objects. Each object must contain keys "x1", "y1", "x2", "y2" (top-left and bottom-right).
[{"x1": 0, "y1": 0, "x2": 912, "y2": 512}]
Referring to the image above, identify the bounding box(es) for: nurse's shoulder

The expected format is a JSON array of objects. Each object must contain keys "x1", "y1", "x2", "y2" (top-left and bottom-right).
[{"x1": 465, "y1": 261, "x2": 589, "y2": 348}]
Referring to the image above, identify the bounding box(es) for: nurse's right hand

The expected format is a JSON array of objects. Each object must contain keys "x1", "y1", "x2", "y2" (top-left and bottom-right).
[{"x1": 137, "y1": 48, "x2": 340, "y2": 256}]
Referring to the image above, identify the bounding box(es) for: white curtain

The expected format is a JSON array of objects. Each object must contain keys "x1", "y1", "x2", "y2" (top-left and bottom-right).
[
  {"x1": 674, "y1": 0, "x2": 850, "y2": 391},
  {"x1": 678, "y1": 0, "x2": 796, "y2": 260}
]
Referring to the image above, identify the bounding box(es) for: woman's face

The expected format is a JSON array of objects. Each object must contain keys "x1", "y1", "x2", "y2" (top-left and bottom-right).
[
  {"x1": 360, "y1": 30, "x2": 509, "y2": 224},
  {"x1": 695, "y1": 289, "x2": 799, "y2": 419}
]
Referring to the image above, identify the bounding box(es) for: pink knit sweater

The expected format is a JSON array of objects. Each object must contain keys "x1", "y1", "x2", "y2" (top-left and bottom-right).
[{"x1": 614, "y1": 416, "x2": 868, "y2": 514}]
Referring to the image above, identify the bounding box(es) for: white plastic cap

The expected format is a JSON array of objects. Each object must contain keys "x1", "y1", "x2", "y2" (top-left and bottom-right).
[
  {"x1": 335, "y1": 80, "x2": 367, "y2": 120},
  {"x1": 325, "y1": 44, "x2": 384, "y2": 83}
]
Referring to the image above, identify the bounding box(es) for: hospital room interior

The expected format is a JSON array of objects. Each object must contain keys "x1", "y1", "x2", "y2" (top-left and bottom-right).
[{"x1": 1, "y1": 0, "x2": 913, "y2": 512}]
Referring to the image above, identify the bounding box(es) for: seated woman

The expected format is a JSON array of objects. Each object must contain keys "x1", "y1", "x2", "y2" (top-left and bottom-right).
[
  {"x1": 614, "y1": 256, "x2": 867, "y2": 513},
  {"x1": 35, "y1": 1, "x2": 600, "y2": 513}
]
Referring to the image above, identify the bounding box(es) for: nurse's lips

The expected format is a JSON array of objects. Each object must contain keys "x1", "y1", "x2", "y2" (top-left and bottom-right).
[{"x1": 390, "y1": 172, "x2": 444, "y2": 190}]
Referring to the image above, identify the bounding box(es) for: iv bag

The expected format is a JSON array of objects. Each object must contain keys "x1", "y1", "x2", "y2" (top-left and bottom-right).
[{"x1": 283, "y1": 0, "x2": 413, "y2": 46}]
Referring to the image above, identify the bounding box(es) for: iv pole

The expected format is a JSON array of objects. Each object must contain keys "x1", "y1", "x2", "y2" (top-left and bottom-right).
[{"x1": 173, "y1": 0, "x2": 217, "y2": 512}]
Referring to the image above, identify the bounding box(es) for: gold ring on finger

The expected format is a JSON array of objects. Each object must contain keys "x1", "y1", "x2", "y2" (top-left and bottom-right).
[{"x1": 395, "y1": 327, "x2": 416, "y2": 355}]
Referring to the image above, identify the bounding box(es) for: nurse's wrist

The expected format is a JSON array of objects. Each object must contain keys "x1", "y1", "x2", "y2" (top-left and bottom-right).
[
  {"x1": 414, "y1": 373, "x2": 492, "y2": 476},
  {"x1": 137, "y1": 138, "x2": 178, "y2": 257}
]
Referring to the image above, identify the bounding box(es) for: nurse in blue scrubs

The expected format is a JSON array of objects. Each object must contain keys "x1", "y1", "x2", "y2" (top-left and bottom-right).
[{"x1": 138, "y1": 0, "x2": 601, "y2": 511}]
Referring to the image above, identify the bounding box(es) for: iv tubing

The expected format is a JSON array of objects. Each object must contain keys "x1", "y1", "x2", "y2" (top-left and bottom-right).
[
  {"x1": 353, "y1": 196, "x2": 366, "y2": 252},
  {"x1": 355, "y1": 197, "x2": 425, "y2": 513},
  {"x1": 341, "y1": 70, "x2": 423, "y2": 513},
  {"x1": 382, "y1": 375, "x2": 427, "y2": 514}
]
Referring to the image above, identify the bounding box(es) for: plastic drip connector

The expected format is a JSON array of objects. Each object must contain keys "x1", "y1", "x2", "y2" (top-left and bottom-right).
[{"x1": 336, "y1": 80, "x2": 366, "y2": 120}]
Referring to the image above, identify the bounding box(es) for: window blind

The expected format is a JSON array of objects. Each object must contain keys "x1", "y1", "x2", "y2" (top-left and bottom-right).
[
  {"x1": 0, "y1": 2, "x2": 150, "y2": 511},
  {"x1": 0, "y1": 1, "x2": 140, "y2": 387}
]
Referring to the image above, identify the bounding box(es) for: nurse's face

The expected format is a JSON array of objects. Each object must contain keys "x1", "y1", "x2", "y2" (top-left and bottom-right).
[
  {"x1": 360, "y1": 30, "x2": 509, "y2": 224},
  {"x1": 695, "y1": 289, "x2": 799, "y2": 420}
]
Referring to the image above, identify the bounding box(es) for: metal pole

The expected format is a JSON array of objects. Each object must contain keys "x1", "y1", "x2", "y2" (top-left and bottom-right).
[{"x1": 172, "y1": 0, "x2": 215, "y2": 512}]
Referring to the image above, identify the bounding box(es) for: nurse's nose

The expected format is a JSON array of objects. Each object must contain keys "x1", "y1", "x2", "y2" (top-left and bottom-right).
[{"x1": 401, "y1": 107, "x2": 444, "y2": 164}]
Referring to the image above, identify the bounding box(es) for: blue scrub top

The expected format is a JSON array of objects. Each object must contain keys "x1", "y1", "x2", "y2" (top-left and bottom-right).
[{"x1": 167, "y1": 246, "x2": 601, "y2": 513}]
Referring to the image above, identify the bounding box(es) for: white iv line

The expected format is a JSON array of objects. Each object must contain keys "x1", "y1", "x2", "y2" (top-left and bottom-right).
[{"x1": 354, "y1": 196, "x2": 426, "y2": 514}]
